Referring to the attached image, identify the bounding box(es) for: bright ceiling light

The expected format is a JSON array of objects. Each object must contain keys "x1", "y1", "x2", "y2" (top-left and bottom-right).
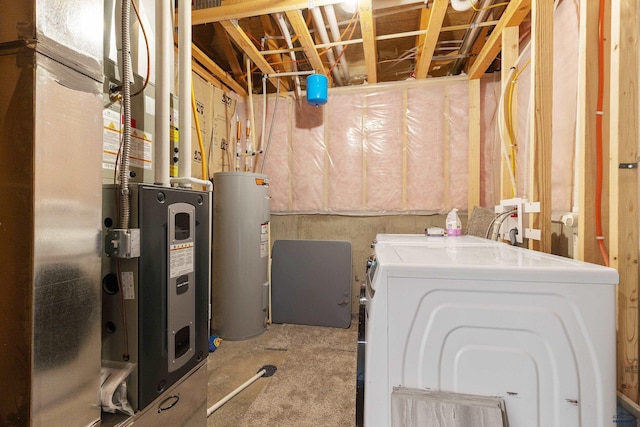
[{"x1": 338, "y1": 0, "x2": 359, "y2": 14}]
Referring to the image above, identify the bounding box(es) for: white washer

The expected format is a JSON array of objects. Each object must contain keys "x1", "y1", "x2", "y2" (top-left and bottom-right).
[{"x1": 364, "y1": 235, "x2": 618, "y2": 427}]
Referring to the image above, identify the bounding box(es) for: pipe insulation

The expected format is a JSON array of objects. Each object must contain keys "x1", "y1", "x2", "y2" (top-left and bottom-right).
[
  {"x1": 119, "y1": 0, "x2": 132, "y2": 229},
  {"x1": 179, "y1": 0, "x2": 192, "y2": 181},
  {"x1": 311, "y1": 7, "x2": 343, "y2": 86},
  {"x1": 324, "y1": 5, "x2": 351, "y2": 84},
  {"x1": 154, "y1": 0, "x2": 172, "y2": 186}
]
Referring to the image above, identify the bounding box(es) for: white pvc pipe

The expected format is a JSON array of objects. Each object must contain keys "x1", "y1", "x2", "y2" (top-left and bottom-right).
[
  {"x1": 324, "y1": 5, "x2": 351, "y2": 84},
  {"x1": 207, "y1": 369, "x2": 266, "y2": 416},
  {"x1": 178, "y1": 0, "x2": 192, "y2": 181},
  {"x1": 275, "y1": 13, "x2": 302, "y2": 99},
  {"x1": 265, "y1": 70, "x2": 315, "y2": 78},
  {"x1": 311, "y1": 7, "x2": 343, "y2": 86},
  {"x1": 154, "y1": 0, "x2": 171, "y2": 186}
]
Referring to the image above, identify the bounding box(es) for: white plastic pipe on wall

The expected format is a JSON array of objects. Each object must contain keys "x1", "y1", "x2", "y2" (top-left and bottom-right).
[
  {"x1": 154, "y1": 0, "x2": 172, "y2": 186},
  {"x1": 178, "y1": 0, "x2": 192, "y2": 181},
  {"x1": 311, "y1": 7, "x2": 343, "y2": 86},
  {"x1": 324, "y1": 5, "x2": 351, "y2": 84}
]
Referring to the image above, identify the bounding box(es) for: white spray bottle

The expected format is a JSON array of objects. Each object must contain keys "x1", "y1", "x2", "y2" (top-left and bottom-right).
[{"x1": 446, "y1": 208, "x2": 462, "y2": 236}]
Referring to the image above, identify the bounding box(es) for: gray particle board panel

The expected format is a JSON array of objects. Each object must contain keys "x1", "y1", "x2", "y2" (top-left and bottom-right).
[{"x1": 271, "y1": 240, "x2": 352, "y2": 328}]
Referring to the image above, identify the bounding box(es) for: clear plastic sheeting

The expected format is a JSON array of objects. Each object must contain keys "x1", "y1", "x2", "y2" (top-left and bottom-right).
[{"x1": 245, "y1": 77, "x2": 500, "y2": 215}]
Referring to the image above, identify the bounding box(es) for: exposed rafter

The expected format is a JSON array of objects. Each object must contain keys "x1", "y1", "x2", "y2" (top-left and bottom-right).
[
  {"x1": 193, "y1": 0, "x2": 343, "y2": 24},
  {"x1": 219, "y1": 19, "x2": 290, "y2": 91},
  {"x1": 284, "y1": 10, "x2": 329, "y2": 78},
  {"x1": 414, "y1": 0, "x2": 448, "y2": 78},
  {"x1": 468, "y1": 0, "x2": 532, "y2": 79},
  {"x1": 359, "y1": 0, "x2": 378, "y2": 83},
  {"x1": 192, "y1": 44, "x2": 248, "y2": 95},
  {"x1": 213, "y1": 22, "x2": 245, "y2": 84}
]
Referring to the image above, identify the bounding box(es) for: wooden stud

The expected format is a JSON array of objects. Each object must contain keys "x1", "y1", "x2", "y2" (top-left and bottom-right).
[
  {"x1": 576, "y1": 0, "x2": 599, "y2": 263},
  {"x1": 500, "y1": 26, "x2": 518, "y2": 200},
  {"x1": 527, "y1": 0, "x2": 553, "y2": 253},
  {"x1": 443, "y1": 85, "x2": 450, "y2": 210},
  {"x1": 468, "y1": 0, "x2": 531, "y2": 80},
  {"x1": 413, "y1": 7, "x2": 430, "y2": 71},
  {"x1": 402, "y1": 89, "x2": 408, "y2": 209},
  {"x1": 414, "y1": 0, "x2": 448, "y2": 79},
  {"x1": 362, "y1": 94, "x2": 368, "y2": 208},
  {"x1": 359, "y1": 0, "x2": 378, "y2": 84},
  {"x1": 468, "y1": 79, "x2": 481, "y2": 211},
  {"x1": 610, "y1": 0, "x2": 639, "y2": 403}
]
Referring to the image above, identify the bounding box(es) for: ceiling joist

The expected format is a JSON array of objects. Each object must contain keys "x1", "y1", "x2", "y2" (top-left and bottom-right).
[
  {"x1": 414, "y1": 0, "x2": 448, "y2": 78},
  {"x1": 284, "y1": 10, "x2": 329, "y2": 77},
  {"x1": 359, "y1": 0, "x2": 378, "y2": 83},
  {"x1": 219, "y1": 19, "x2": 291, "y2": 91},
  {"x1": 468, "y1": 0, "x2": 532, "y2": 79},
  {"x1": 192, "y1": 43, "x2": 248, "y2": 95}
]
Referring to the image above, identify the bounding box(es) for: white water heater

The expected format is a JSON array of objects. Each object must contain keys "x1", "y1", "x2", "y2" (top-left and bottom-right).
[{"x1": 212, "y1": 172, "x2": 270, "y2": 340}]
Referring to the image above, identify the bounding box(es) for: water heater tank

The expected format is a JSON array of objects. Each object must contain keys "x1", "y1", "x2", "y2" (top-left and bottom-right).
[{"x1": 212, "y1": 172, "x2": 270, "y2": 340}]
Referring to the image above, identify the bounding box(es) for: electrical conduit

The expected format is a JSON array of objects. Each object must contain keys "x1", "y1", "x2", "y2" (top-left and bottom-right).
[{"x1": 119, "y1": 0, "x2": 132, "y2": 229}]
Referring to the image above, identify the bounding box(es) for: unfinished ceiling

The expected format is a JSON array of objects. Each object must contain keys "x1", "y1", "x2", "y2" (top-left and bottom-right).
[{"x1": 190, "y1": 0, "x2": 532, "y2": 95}]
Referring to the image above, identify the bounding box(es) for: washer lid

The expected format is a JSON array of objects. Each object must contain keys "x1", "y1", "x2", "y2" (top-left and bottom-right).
[{"x1": 374, "y1": 241, "x2": 619, "y2": 285}]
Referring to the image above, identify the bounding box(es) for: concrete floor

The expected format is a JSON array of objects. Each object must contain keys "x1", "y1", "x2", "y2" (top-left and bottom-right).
[{"x1": 207, "y1": 321, "x2": 358, "y2": 427}]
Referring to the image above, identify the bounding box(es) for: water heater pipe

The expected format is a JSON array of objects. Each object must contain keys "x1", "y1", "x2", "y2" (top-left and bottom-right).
[
  {"x1": 154, "y1": 0, "x2": 172, "y2": 187},
  {"x1": 178, "y1": 0, "x2": 192, "y2": 181},
  {"x1": 324, "y1": 5, "x2": 351, "y2": 84},
  {"x1": 311, "y1": 7, "x2": 343, "y2": 86}
]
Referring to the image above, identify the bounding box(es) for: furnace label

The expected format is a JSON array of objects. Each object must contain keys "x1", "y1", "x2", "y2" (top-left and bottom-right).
[{"x1": 170, "y1": 242, "x2": 194, "y2": 278}]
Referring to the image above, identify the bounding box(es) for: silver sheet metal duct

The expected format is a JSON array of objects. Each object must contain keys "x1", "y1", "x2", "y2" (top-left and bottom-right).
[{"x1": 0, "y1": 1, "x2": 104, "y2": 426}]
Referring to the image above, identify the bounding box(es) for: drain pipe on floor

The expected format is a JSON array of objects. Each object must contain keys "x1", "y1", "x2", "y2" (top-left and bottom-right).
[{"x1": 207, "y1": 365, "x2": 278, "y2": 416}]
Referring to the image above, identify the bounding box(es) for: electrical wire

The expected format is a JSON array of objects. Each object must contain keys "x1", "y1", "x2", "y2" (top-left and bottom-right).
[
  {"x1": 505, "y1": 58, "x2": 531, "y2": 185},
  {"x1": 130, "y1": 0, "x2": 150, "y2": 97}
]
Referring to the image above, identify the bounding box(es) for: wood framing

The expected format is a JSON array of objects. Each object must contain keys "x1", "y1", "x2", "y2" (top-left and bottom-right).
[
  {"x1": 576, "y1": 0, "x2": 600, "y2": 264},
  {"x1": 193, "y1": 0, "x2": 343, "y2": 24},
  {"x1": 219, "y1": 19, "x2": 288, "y2": 91},
  {"x1": 359, "y1": 0, "x2": 378, "y2": 83},
  {"x1": 468, "y1": 79, "x2": 481, "y2": 210},
  {"x1": 610, "y1": 0, "x2": 639, "y2": 403},
  {"x1": 414, "y1": 0, "x2": 448, "y2": 79},
  {"x1": 500, "y1": 26, "x2": 518, "y2": 200},
  {"x1": 213, "y1": 22, "x2": 245, "y2": 83},
  {"x1": 284, "y1": 10, "x2": 328, "y2": 77},
  {"x1": 191, "y1": 43, "x2": 248, "y2": 96},
  {"x1": 527, "y1": 0, "x2": 553, "y2": 253},
  {"x1": 468, "y1": 0, "x2": 531, "y2": 79}
]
